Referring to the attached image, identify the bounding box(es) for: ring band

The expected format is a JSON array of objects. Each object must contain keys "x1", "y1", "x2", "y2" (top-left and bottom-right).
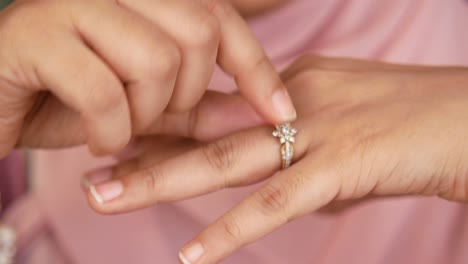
[{"x1": 273, "y1": 123, "x2": 297, "y2": 169}]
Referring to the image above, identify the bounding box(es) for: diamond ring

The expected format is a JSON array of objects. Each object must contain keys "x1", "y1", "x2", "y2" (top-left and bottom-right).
[{"x1": 273, "y1": 123, "x2": 297, "y2": 169}]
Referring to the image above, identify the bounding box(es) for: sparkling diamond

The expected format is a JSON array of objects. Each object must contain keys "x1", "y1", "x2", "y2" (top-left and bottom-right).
[{"x1": 273, "y1": 123, "x2": 297, "y2": 145}]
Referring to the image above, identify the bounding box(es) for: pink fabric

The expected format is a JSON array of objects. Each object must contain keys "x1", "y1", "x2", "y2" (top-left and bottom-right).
[
  {"x1": 0, "y1": 152, "x2": 27, "y2": 212},
  {"x1": 3, "y1": 194, "x2": 70, "y2": 264},
  {"x1": 8, "y1": 0, "x2": 468, "y2": 263}
]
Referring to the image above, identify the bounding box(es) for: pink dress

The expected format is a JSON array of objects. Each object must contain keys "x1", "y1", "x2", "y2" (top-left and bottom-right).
[{"x1": 5, "y1": 1, "x2": 468, "y2": 263}]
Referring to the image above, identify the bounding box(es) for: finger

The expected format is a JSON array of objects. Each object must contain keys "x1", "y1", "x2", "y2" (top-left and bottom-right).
[
  {"x1": 179, "y1": 158, "x2": 340, "y2": 264},
  {"x1": 121, "y1": 0, "x2": 296, "y2": 123},
  {"x1": 21, "y1": 91, "x2": 263, "y2": 149},
  {"x1": 74, "y1": 1, "x2": 180, "y2": 131},
  {"x1": 200, "y1": 0, "x2": 296, "y2": 123},
  {"x1": 119, "y1": 0, "x2": 219, "y2": 112},
  {"x1": 146, "y1": 91, "x2": 264, "y2": 141},
  {"x1": 32, "y1": 32, "x2": 131, "y2": 155},
  {"x1": 84, "y1": 121, "x2": 312, "y2": 213},
  {"x1": 97, "y1": 137, "x2": 198, "y2": 181}
]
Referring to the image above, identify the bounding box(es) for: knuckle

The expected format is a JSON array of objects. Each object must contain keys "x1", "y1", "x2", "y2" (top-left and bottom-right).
[
  {"x1": 256, "y1": 184, "x2": 290, "y2": 216},
  {"x1": 188, "y1": 14, "x2": 220, "y2": 48},
  {"x1": 220, "y1": 216, "x2": 242, "y2": 242},
  {"x1": 201, "y1": 137, "x2": 237, "y2": 177},
  {"x1": 140, "y1": 45, "x2": 181, "y2": 81},
  {"x1": 139, "y1": 166, "x2": 165, "y2": 196},
  {"x1": 288, "y1": 63, "x2": 351, "y2": 89},
  {"x1": 294, "y1": 70, "x2": 329, "y2": 88}
]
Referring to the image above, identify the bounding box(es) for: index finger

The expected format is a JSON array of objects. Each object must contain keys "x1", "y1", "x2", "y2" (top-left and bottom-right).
[
  {"x1": 202, "y1": 0, "x2": 297, "y2": 124},
  {"x1": 120, "y1": 0, "x2": 296, "y2": 124}
]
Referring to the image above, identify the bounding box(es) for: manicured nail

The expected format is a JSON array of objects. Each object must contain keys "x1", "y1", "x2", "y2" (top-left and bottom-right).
[
  {"x1": 83, "y1": 168, "x2": 113, "y2": 190},
  {"x1": 179, "y1": 243, "x2": 204, "y2": 264},
  {"x1": 272, "y1": 89, "x2": 297, "y2": 122},
  {"x1": 89, "y1": 180, "x2": 123, "y2": 204}
]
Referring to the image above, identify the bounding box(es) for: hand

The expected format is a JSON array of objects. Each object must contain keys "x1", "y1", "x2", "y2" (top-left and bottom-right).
[
  {"x1": 0, "y1": 0, "x2": 295, "y2": 158},
  {"x1": 83, "y1": 56, "x2": 468, "y2": 263}
]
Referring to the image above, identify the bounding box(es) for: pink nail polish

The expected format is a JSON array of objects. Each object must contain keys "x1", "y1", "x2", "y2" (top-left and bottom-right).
[
  {"x1": 90, "y1": 180, "x2": 123, "y2": 204},
  {"x1": 179, "y1": 243, "x2": 204, "y2": 264}
]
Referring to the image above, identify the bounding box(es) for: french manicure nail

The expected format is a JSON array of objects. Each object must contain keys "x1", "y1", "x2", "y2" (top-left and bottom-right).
[
  {"x1": 90, "y1": 180, "x2": 123, "y2": 204},
  {"x1": 272, "y1": 89, "x2": 297, "y2": 122},
  {"x1": 179, "y1": 243, "x2": 204, "y2": 264}
]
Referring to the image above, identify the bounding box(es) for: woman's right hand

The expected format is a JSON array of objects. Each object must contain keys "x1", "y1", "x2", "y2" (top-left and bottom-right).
[{"x1": 0, "y1": 0, "x2": 295, "y2": 158}]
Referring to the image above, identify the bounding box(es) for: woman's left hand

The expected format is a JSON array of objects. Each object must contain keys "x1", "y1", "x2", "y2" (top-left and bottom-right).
[{"x1": 83, "y1": 56, "x2": 468, "y2": 264}]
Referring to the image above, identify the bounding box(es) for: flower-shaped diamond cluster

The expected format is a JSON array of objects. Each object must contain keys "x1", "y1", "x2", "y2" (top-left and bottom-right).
[{"x1": 273, "y1": 123, "x2": 297, "y2": 144}]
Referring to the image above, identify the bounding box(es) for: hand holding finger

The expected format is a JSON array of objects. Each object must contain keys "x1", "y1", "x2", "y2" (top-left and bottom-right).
[{"x1": 83, "y1": 124, "x2": 309, "y2": 212}]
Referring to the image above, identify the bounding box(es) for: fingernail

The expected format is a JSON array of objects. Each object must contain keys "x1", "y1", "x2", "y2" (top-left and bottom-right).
[
  {"x1": 272, "y1": 89, "x2": 297, "y2": 122},
  {"x1": 179, "y1": 243, "x2": 204, "y2": 264},
  {"x1": 82, "y1": 168, "x2": 113, "y2": 190},
  {"x1": 89, "y1": 180, "x2": 123, "y2": 204}
]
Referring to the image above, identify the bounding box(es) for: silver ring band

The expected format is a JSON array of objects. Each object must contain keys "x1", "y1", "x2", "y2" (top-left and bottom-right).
[{"x1": 273, "y1": 123, "x2": 297, "y2": 169}]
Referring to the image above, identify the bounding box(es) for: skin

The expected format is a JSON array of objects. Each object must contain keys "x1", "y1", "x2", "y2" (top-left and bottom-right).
[
  {"x1": 229, "y1": 0, "x2": 287, "y2": 16},
  {"x1": 83, "y1": 56, "x2": 468, "y2": 263},
  {"x1": 0, "y1": 0, "x2": 296, "y2": 158}
]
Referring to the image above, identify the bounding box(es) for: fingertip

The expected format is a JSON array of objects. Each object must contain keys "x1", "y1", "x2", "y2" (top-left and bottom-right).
[
  {"x1": 83, "y1": 180, "x2": 124, "y2": 215},
  {"x1": 179, "y1": 242, "x2": 205, "y2": 264},
  {"x1": 234, "y1": 58, "x2": 297, "y2": 124},
  {"x1": 271, "y1": 88, "x2": 297, "y2": 123},
  {"x1": 84, "y1": 187, "x2": 107, "y2": 214}
]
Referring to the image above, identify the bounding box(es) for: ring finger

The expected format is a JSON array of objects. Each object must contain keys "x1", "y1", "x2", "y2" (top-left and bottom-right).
[{"x1": 83, "y1": 122, "x2": 314, "y2": 213}]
